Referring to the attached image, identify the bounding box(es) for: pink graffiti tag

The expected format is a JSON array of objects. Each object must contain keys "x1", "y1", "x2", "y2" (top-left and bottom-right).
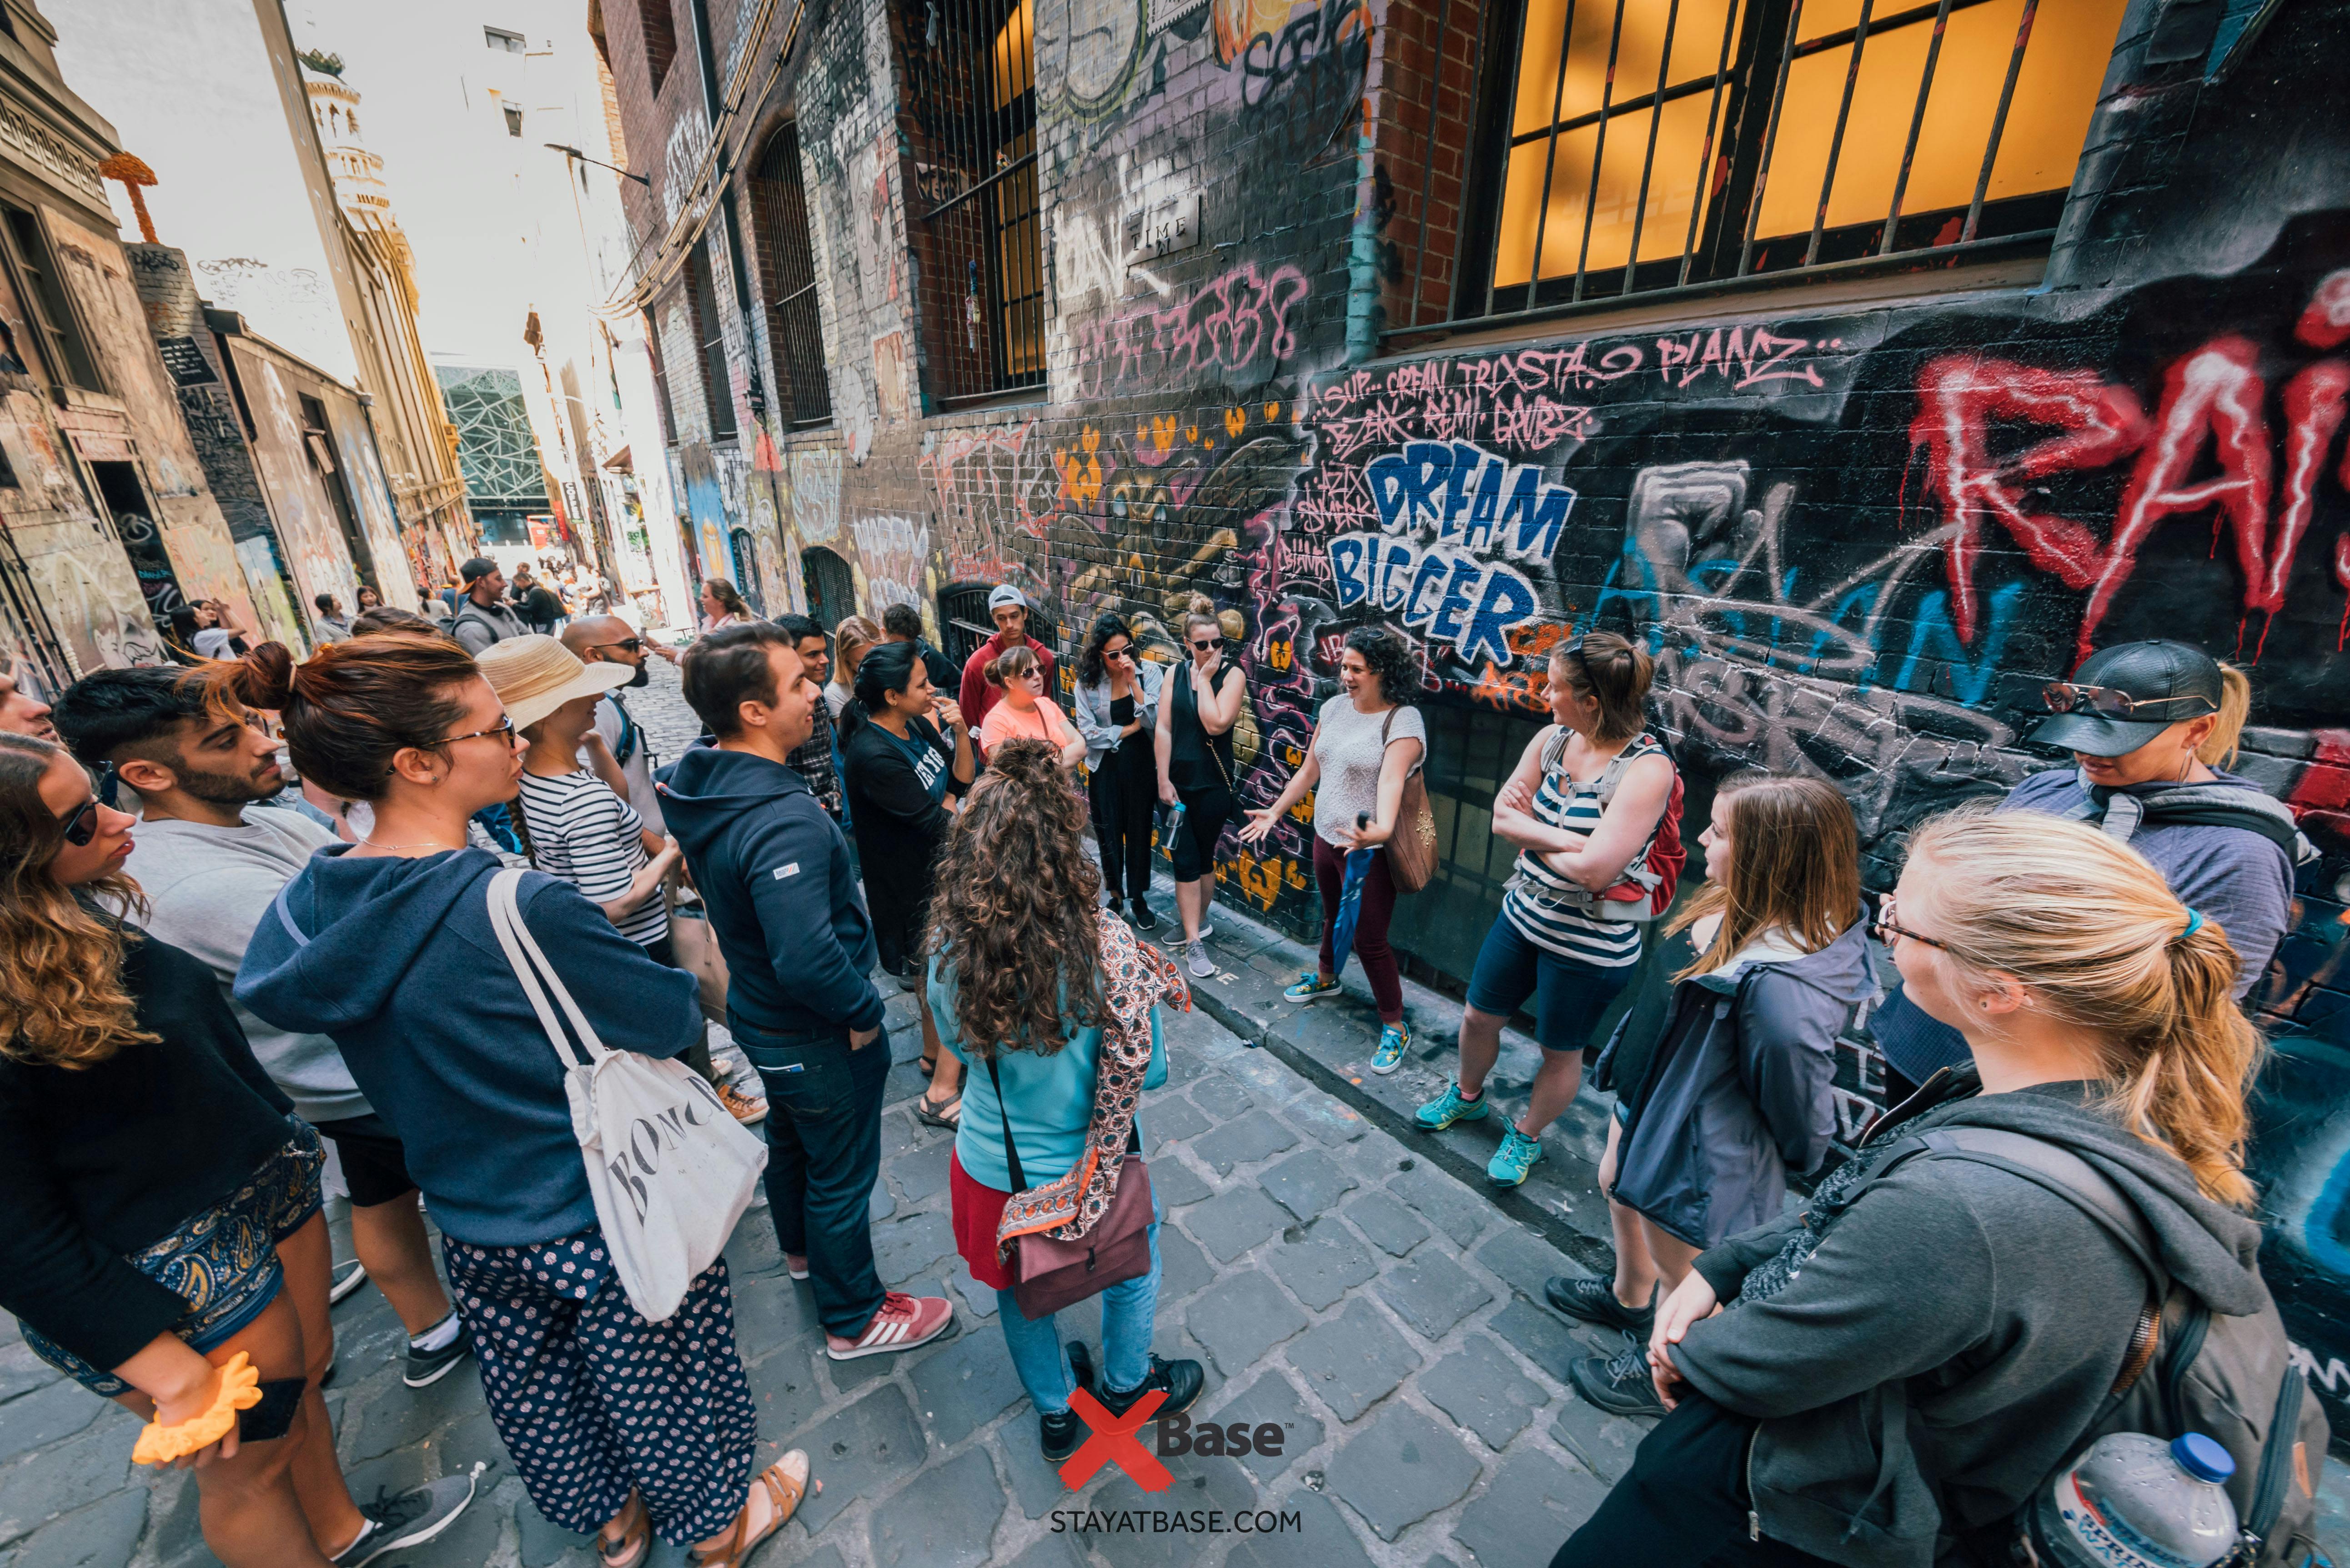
[{"x1": 1077, "y1": 263, "x2": 1310, "y2": 395}]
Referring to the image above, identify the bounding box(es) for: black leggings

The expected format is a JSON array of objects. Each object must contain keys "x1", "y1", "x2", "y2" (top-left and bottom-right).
[
  {"x1": 1551, "y1": 1395, "x2": 1834, "y2": 1568},
  {"x1": 1090, "y1": 733, "x2": 1157, "y2": 906},
  {"x1": 1171, "y1": 785, "x2": 1235, "y2": 883}
]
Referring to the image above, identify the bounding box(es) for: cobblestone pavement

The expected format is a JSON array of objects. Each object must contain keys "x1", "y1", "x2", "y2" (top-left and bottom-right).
[{"x1": 5, "y1": 653, "x2": 2345, "y2": 1567}]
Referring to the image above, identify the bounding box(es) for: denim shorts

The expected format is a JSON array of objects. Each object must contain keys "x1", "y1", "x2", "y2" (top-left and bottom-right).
[
  {"x1": 1465, "y1": 916, "x2": 1635, "y2": 1054},
  {"x1": 23, "y1": 1122, "x2": 324, "y2": 1396}
]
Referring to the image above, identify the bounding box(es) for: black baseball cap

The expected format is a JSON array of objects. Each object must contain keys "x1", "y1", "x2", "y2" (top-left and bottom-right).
[
  {"x1": 459, "y1": 556, "x2": 499, "y2": 584},
  {"x1": 2029, "y1": 640, "x2": 2224, "y2": 758}
]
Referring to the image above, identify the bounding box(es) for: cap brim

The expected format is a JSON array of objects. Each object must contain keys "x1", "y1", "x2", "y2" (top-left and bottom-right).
[
  {"x1": 505, "y1": 662, "x2": 634, "y2": 733},
  {"x1": 2027, "y1": 710, "x2": 2174, "y2": 758}
]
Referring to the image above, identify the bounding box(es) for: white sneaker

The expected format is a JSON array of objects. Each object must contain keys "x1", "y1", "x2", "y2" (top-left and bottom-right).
[{"x1": 1185, "y1": 940, "x2": 1215, "y2": 979}]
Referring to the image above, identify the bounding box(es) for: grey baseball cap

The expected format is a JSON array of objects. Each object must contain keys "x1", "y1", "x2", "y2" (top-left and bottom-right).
[
  {"x1": 2029, "y1": 639, "x2": 2224, "y2": 758},
  {"x1": 987, "y1": 584, "x2": 1027, "y2": 612}
]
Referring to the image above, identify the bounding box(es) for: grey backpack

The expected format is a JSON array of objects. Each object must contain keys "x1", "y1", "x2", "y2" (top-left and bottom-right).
[{"x1": 1865, "y1": 1128, "x2": 2329, "y2": 1567}]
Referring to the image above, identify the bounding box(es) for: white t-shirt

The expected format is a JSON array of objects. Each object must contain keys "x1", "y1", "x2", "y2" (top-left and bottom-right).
[
  {"x1": 192, "y1": 628, "x2": 233, "y2": 660},
  {"x1": 591, "y1": 692, "x2": 663, "y2": 834},
  {"x1": 516, "y1": 767, "x2": 668, "y2": 946},
  {"x1": 1311, "y1": 695, "x2": 1427, "y2": 846}
]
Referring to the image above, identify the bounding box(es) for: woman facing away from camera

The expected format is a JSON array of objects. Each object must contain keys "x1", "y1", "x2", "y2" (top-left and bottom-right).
[
  {"x1": 1239, "y1": 623, "x2": 1426, "y2": 1072},
  {"x1": 929, "y1": 740, "x2": 1204, "y2": 1462},
  {"x1": 230, "y1": 635, "x2": 810, "y2": 1568},
  {"x1": 1555, "y1": 809, "x2": 2287, "y2": 1567},
  {"x1": 1073, "y1": 612, "x2": 1166, "y2": 930},
  {"x1": 1550, "y1": 774, "x2": 1873, "y2": 1421}
]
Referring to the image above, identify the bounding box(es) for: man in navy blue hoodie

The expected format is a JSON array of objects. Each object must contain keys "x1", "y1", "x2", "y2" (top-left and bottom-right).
[{"x1": 658, "y1": 623, "x2": 954, "y2": 1361}]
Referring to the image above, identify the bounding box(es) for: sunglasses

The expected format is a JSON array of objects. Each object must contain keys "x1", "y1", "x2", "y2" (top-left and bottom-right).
[
  {"x1": 427, "y1": 717, "x2": 520, "y2": 752},
  {"x1": 585, "y1": 638, "x2": 645, "y2": 655},
  {"x1": 56, "y1": 794, "x2": 102, "y2": 847},
  {"x1": 1190, "y1": 637, "x2": 1219, "y2": 651},
  {"x1": 1871, "y1": 893, "x2": 1949, "y2": 952},
  {"x1": 2040, "y1": 682, "x2": 2216, "y2": 721}
]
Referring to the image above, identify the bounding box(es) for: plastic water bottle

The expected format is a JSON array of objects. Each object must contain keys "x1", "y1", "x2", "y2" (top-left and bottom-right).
[{"x1": 2036, "y1": 1432, "x2": 2241, "y2": 1568}]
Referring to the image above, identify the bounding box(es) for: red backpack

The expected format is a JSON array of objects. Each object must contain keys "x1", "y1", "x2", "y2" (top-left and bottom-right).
[{"x1": 1537, "y1": 730, "x2": 1686, "y2": 921}]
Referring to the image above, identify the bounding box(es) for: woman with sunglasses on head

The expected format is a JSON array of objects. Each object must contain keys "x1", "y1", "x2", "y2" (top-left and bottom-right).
[
  {"x1": 0, "y1": 732, "x2": 477, "y2": 1566},
  {"x1": 230, "y1": 636, "x2": 812, "y2": 1568},
  {"x1": 1557, "y1": 809, "x2": 2310, "y2": 1567},
  {"x1": 1416, "y1": 633, "x2": 1676, "y2": 1189},
  {"x1": 1870, "y1": 639, "x2": 2297, "y2": 1106},
  {"x1": 1154, "y1": 600, "x2": 1246, "y2": 980},
  {"x1": 977, "y1": 643, "x2": 1085, "y2": 770},
  {"x1": 1239, "y1": 624, "x2": 1426, "y2": 1070},
  {"x1": 1075, "y1": 613, "x2": 1166, "y2": 930}
]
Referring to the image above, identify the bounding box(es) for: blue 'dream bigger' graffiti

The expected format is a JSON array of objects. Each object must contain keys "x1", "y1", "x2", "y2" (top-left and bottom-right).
[{"x1": 1326, "y1": 439, "x2": 1574, "y2": 663}]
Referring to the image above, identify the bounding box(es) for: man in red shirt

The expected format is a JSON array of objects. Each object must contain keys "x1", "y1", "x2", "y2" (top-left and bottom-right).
[{"x1": 958, "y1": 583, "x2": 1057, "y2": 730}]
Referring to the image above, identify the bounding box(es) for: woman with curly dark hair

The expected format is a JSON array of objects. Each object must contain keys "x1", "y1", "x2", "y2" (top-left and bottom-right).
[
  {"x1": 1072, "y1": 612, "x2": 1165, "y2": 927},
  {"x1": 928, "y1": 739, "x2": 1202, "y2": 1463},
  {"x1": 1240, "y1": 623, "x2": 1425, "y2": 1070}
]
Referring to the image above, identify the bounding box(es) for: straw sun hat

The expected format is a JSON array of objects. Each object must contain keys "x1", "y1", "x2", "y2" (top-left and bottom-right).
[{"x1": 476, "y1": 633, "x2": 633, "y2": 732}]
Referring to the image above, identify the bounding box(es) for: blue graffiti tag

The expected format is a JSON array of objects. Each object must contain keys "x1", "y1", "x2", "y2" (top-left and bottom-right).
[
  {"x1": 1327, "y1": 534, "x2": 1541, "y2": 665},
  {"x1": 1364, "y1": 440, "x2": 1577, "y2": 560}
]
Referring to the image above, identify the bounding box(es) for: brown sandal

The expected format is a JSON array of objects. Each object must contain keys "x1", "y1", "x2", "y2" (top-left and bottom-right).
[
  {"x1": 693, "y1": 1452, "x2": 815, "y2": 1568},
  {"x1": 914, "y1": 1094, "x2": 961, "y2": 1130},
  {"x1": 597, "y1": 1491, "x2": 649, "y2": 1568}
]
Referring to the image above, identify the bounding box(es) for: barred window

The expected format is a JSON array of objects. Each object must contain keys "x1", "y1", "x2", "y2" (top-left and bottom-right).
[
  {"x1": 684, "y1": 237, "x2": 737, "y2": 441},
  {"x1": 1396, "y1": 0, "x2": 2126, "y2": 333},
  {"x1": 748, "y1": 125, "x2": 833, "y2": 426}
]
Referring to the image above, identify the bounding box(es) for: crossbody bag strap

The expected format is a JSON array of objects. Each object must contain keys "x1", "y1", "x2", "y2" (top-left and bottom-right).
[
  {"x1": 985, "y1": 1055, "x2": 1029, "y2": 1193},
  {"x1": 487, "y1": 868, "x2": 611, "y2": 1072}
]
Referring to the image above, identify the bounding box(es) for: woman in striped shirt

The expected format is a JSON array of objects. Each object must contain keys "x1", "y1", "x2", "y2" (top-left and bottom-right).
[{"x1": 1414, "y1": 633, "x2": 1675, "y2": 1188}]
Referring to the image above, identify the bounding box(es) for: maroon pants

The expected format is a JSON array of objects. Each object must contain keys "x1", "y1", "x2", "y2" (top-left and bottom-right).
[{"x1": 1314, "y1": 834, "x2": 1403, "y2": 1024}]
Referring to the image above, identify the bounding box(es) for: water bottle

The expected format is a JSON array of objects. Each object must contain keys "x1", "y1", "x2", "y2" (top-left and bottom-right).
[{"x1": 2035, "y1": 1432, "x2": 2241, "y2": 1568}]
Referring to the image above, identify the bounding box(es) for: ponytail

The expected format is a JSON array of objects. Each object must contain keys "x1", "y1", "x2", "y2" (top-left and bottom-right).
[
  {"x1": 984, "y1": 644, "x2": 1039, "y2": 690},
  {"x1": 1903, "y1": 809, "x2": 2263, "y2": 1207},
  {"x1": 842, "y1": 639, "x2": 921, "y2": 747},
  {"x1": 2197, "y1": 663, "x2": 2251, "y2": 769}
]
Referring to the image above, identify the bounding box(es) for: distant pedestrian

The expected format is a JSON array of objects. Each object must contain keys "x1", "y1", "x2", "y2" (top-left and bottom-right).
[
  {"x1": 659, "y1": 623, "x2": 956, "y2": 1362},
  {"x1": 930, "y1": 739, "x2": 1203, "y2": 1462},
  {"x1": 51, "y1": 666, "x2": 475, "y2": 1389},
  {"x1": 0, "y1": 652, "x2": 56, "y2": 739},
  {"x1": 232, "y1": 636, "x2": 813, "y2": 1564},
  {"x1": 882, "y1": 602, "x2": 958, "y2": 695},
  {"x1": 509, "y1": 567, "x2": 563, "y2": 636},
  {"x1": 1240, "y1": 624, "x2": 1425, "y2": 1068},
  {"x1": 958, "y1": 584, "x2": 1056, "y2": 732},
  {"x1": 354, "y1": 585, "x2": 384, "y2": 615},
  {"x1": 838, "y1": 639, "x2": 974, "y2": 1128},
  {"x1": 1074, "y1": 612, "x2": 1164, "y2": 930},
  {"x1": 1416, "y1": 633, "x2": 1677, "y2": 1189},
  {"x1": 0, "y1": 731, "x2": 478, "y2": 1567},
  {"x1": 450, "y1": 558, "x2": 527, "y2": 655},
  {"x1": 774, "y1": 614, "x2": 845, "y2": 819},
  {"x1": 1155, "y1": 600, "x2": 1245, "y2": 980},
  {"x1": 699, "y1": 578, "x2": 752, "y2": 635},
  {"x1": 352, "y1": 605, "x2": 441, "y2": 638},
  {"x1": 977, "y1": 643, "x2": 1084, "y2": 768},
  {"x1": 312, "y1": 593, "x2": 353, "y2": 644},
  {"x1": 561, "y1": 615, "x2": 664, "y2": 830},
  {"x1": 826, "y1": 614, "x2": 884, "y2": 720},
  {"x1": 1555, "y1": 775, "x2": 1869, "y2": 1420},
  {"x1": 187, "y1": 598, "x2": 256, "y2": 662}
]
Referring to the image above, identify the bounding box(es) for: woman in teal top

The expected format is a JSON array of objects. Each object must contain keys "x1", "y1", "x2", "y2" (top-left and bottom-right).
[{"x1": 927, "y1": 740, "x2": 1205, "y2": 1463}]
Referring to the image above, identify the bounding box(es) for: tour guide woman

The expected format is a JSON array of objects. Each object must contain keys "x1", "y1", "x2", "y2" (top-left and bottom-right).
[
  {"x1": 1239, "y1": 624, "x2": 1425, "y2": 1072},
  {"x1": 929, "y1": 740, "x2": 1204, "y2": 1462},
  {"x1": 0, "y1": 729, "x2": 476, "y2": 1567},
  {"x1": 1074, "y1": 611, "x2": 1165, "y2": 930},
  {"x1": 1558, "y1": 809, "x2": 2283, "y2": 1566},
  {"x1": 1155, "y1": 601, "x2": 1246, "y2": 981},
  {"x1": 1416, "y1": 633, "x2": 1674, "y2": 1188},
  {"x1": 232, "y1": 635, "x2": 811, "y2": 1568}
]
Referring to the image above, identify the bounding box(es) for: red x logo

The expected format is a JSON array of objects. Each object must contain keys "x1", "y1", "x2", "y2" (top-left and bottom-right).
[{"x1": 1058, "y1": 1387, "x2": 1172, "y2": 1491}]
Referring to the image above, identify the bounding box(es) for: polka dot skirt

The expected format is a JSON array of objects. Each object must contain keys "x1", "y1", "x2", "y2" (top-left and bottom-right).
[{"x1": 442, "y1": 1230, "x2": 757, "y2": 1544}]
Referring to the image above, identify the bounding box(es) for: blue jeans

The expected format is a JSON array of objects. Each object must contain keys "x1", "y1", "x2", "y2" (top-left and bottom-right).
[
  {"x1": 1466, "y1": 916, "x2": 1634, "y2": 1053},
  {"x1": 733, "y1": 1018, "x2": 889, "y2": 1337},
  {"x1": 994, "y1": 1214, "x2": 1162, "y2": 1416}
]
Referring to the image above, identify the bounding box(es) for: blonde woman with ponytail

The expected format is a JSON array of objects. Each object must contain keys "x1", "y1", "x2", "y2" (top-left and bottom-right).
[
  {"x1": 1555, "y1": 809, "x2": 2278, "y2": 1568},
  {"x1": 1870, "y1": 639, "x2": 2299, "y2": 1104}
]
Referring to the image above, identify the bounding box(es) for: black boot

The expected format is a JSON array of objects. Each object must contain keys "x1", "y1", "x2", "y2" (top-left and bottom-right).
[
  {"x1": 1098, "y1": 1354, "x2": 1205, "y2": 1422},
  {"x1": 1043, "y1": 1342, "x2": 1100, "y2": 1461}
]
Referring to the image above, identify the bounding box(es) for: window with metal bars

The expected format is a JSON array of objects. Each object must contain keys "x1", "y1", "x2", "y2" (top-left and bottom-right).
[
  {"x1": 1397, "y1": 0, "x2": 2124, "y2": 334},
  {"x1": 903, "y1": 0, "x2": 1044, "y2": 401},
  {"x1": 685, "y1": 238, "x2": 738, "y2": 440},
  {"x1": 748, "y1": 125, "x2": 834, "y2": 426},
  {"x1": 0, "y1": 204, "x2": 100, "y2": 392}
]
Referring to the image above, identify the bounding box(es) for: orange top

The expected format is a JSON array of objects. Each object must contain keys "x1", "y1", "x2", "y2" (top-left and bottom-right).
[{"x1": 979, "y1": 697, "x2": 1077, "y2": 757}]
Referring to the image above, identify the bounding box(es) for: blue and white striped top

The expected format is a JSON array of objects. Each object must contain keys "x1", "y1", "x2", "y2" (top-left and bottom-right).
[{"x1": 1499, "y1": 733, "x2": 1662, "y2": 969}]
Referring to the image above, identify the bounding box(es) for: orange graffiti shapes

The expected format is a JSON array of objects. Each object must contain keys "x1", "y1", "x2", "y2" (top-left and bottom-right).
[{"x1": 1473, "y1": 661, "x2": 1552, "y2": 713}]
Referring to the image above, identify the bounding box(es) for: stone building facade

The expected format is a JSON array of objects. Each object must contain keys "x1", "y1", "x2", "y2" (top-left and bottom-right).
[{"x1": 601, "y1": 0, "x2": 2350, "y2": 1414}]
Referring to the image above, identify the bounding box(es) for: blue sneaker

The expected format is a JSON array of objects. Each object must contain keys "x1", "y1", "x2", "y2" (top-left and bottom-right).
[
  {"x1": 1414, "y1": 1083, "x2": 1490, "y2": 1132},
  {"x1": 1487, "y1": 1126, "x2": 1544, "y2": 1187},
  {"x1": 1284, "y1": 970, "x2": 1343, "y2": 1003},
  {"x1": 1370, "y1": 1023, "x2": 1410, "y2": 1075}
]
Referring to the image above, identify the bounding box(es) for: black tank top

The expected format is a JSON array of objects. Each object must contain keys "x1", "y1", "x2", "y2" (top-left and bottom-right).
[{"x1": 1168, "y1": 658, "x2": 1236, "y2": 791}]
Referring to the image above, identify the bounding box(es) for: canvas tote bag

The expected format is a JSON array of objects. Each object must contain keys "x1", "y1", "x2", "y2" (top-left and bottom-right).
[{"x1": 486, "y1": 868, "x2": 767, "y2": 1322}]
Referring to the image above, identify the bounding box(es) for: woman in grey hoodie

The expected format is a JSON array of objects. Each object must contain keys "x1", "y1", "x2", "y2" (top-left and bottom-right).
[
  {"x1": 1552, "y1": 808, "x2": 2286, "y2": 1568},
  {"x1": 1553, "y1": 775, "x2": 1873, "y2": 1418}
]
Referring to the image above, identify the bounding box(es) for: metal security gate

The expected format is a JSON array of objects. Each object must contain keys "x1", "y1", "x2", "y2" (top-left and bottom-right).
[{"x1": 803, "y1": 546, "x2": 855, "y2": 630}]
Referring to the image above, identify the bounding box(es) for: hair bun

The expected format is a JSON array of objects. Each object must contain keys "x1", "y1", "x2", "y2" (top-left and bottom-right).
[
  {"x1": 235, "y1": 642, "x2": 299, "y2": 710},
  {"x1": 984, "y1": 737, "x2": 1060, "y2": 786}
]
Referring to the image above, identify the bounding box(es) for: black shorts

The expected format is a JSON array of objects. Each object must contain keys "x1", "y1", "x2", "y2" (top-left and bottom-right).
[
  {"x1": 1171, "y1": 785, "x2": 1236, "y2": 882},
  {"x1": 311, "y1": 1113, "x2": 418, "y2": 1208}
]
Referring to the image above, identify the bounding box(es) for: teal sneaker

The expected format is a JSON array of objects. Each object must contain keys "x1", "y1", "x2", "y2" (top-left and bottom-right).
[
  {"x1": 1370, "y1": 1023, "x2": 1410, "y2": 1075},
  {"x1": 1284, "y1": 971, "x2": 1343, "y2": 1003},
  {"x1": 1414, "y1": 1082, "x2": 1490, "y2": 1132},
  {"x1": 1487, "y1": 1126, "x2": 1544, "y2": 1187}
]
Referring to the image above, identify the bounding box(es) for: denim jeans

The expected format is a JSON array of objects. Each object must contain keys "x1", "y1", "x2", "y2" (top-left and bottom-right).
[
  {"x1": 733, "y1": 1018, "x2": 890, "y2": 1337},
  {"x1": 994, "y1": 1215, "x2": 1162, "y2": 1417}
]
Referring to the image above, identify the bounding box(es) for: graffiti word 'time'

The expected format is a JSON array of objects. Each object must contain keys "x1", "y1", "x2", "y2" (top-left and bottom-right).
[
  {"x1": 1326, "y1": 535, "x2": 1541, "y2": 666},
  {"x1": 1365, "y1": 440, "x2": 1577, "y2": 560}
]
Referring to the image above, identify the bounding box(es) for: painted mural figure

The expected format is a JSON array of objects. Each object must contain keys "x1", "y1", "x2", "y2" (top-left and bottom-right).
[
  {"x1": 1156, "y1": 600, "x2": 1248, "y2": 981},
  {"x1": 1414, "y1": 635, "x2": 1678, "y2": 1189}
]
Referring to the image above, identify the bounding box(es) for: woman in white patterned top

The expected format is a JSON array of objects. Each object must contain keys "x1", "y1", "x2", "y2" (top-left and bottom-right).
[{"x1": 1414, "y1": 633, "x2": 1675, "y2": 1189}]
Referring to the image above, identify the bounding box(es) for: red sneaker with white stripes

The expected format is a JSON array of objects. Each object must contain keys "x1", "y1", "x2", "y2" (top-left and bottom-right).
[{"x1": 824, "y1": 1292, "x2": 954, "y2": 1361}]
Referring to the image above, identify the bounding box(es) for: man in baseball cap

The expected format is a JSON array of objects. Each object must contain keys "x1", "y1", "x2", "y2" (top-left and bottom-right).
[
  {"x1": 451, "y1": 557, "x2": 528, "y2": 656},
  {"x1": 957, "y1": 582, "x2": 1056, "y2": 731}
]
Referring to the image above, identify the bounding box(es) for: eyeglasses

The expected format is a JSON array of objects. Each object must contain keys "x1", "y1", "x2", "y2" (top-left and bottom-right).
[
  {"x1": 2040, "y1": 682, "x2": 2216, "y2": 720},
  {"x1": 427, "y1": 717, "x2": 519, "y2": 752},
  {"x1": 1871, "y1": 894, "x2": 1949, "y2": 952},
  {"x1": 55, "y1": 794, "x2": 101, "y2": 847},
  {"x1": 584, "y1": 638, "x2": 645, "y2": 655}
]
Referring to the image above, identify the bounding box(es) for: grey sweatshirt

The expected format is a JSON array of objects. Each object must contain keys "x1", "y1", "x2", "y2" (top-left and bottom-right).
[
  {"x1": 1673, "y1": 1075, "x2": 2270, "y2": 1568},
  {"x1": 124, "y1": 805, "x2": 371, "y2": 1122}
]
